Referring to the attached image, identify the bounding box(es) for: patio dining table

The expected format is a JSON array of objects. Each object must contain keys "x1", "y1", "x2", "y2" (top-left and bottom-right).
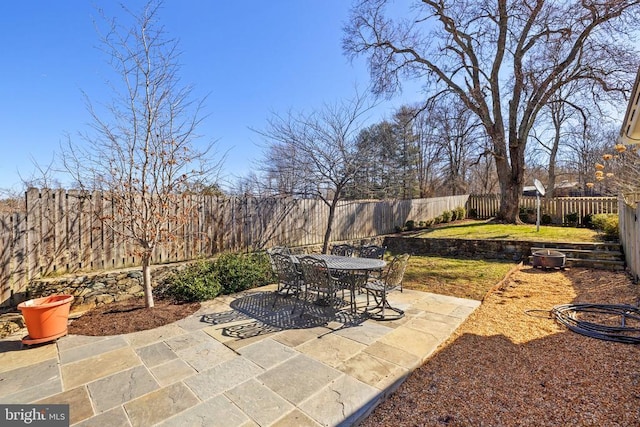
[{"x1": 302, "y1": 254, "x2": 386, "y2": 313}]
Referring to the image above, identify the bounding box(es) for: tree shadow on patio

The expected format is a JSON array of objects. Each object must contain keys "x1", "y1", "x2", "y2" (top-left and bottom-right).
[{"x1": 200, "y1": 291, "x2": 366, "y2": 340}]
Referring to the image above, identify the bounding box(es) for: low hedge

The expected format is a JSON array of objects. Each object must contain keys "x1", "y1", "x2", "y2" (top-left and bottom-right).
[{"x1": 163, "y1": 252, "x2": 273, "y2": 302}]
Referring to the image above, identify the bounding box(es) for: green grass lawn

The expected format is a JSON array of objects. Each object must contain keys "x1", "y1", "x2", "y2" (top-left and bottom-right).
[
  {"x1": 402, "y1": 255, "x2": 516, "y2": 300},
  {"x1": 400, "y1": 219, "x2": 599, "y2": 300},
  {"x1": 413, "y1": 219, "x2": 600, "y2": 242}
]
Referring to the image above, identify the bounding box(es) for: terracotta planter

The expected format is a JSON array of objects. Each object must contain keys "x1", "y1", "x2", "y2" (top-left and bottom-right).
[{"x1": 18, "y1": 295, "x2": 74, "y2": 345}]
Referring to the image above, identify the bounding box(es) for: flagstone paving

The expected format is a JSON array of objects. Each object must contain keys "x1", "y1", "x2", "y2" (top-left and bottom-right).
[{"x1": 0, "y1": 285, "x2": 480, "y2": 426}]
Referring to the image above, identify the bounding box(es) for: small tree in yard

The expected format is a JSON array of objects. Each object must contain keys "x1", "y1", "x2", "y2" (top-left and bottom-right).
[
  {"x1": 64, "y1": 1, "x2": 220, "y2": 308},
  {"x1": 255, "y1": 91, "x2": 376, "y2": 253}
]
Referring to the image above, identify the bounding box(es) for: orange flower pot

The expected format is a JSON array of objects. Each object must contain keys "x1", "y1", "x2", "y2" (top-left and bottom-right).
[{"x1": 18, "y1": 295, "x2": 74, "y2": 345}]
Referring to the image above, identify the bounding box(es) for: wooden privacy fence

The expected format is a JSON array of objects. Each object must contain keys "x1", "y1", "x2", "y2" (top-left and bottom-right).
[
  {"x1": 619, "y1": 195, "x2": 640, "y2": 282},
  {"x1": 0, "y1": 189, "x2": 469, "y2": 306},
  {"x1": 467, "y1": 194, "x2": 618, "y2": 224}
]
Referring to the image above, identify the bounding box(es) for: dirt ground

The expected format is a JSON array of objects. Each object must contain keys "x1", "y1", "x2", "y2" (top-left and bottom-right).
[
  {"x1": 67, "y1": 297, "x2": 200, "y2": 336},
  {"x1": 362, "y1": 266, "x2": 640, "y2": 427}
]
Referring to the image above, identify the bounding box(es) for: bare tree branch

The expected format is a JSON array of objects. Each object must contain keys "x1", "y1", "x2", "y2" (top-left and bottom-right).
[{"x1": 344, "y1": 0, "x2": 640, "y2": 222}]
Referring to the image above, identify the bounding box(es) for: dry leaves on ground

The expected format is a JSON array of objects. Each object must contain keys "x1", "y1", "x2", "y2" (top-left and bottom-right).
[{"x1": 363, "y1": 266, "x2": 640, "y2": 427}]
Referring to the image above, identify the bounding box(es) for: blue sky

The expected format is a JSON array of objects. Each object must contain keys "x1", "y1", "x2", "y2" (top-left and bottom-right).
[{"x1": 0, "y1": 0, "x2": 422, "y2": 194}]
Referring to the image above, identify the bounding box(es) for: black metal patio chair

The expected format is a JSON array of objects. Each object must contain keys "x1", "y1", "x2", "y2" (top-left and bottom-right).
[
  {"x1": 357, "y1": 245, "x2": 386, "y2": 280},
  {"x1": 358, "y1": 245, "x2": 386, "y2": 259},
  {"x1": 297, "y1": 256, "x2": 342, "y2": 316},
  {"x1": 362, "y1": 253, "x2": 410, "y2": 321},
  {"x1": 269, "y1": 253, "x2": 305, "y2": 313}
]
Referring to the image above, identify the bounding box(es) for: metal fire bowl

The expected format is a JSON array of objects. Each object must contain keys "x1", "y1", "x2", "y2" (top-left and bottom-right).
[{"x1": 532, "y1": 249, "x2": 566, "y2": 269}]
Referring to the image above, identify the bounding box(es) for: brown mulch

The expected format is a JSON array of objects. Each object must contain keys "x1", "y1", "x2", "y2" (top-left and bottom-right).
[
  {"x1": 363, "y1": 266, "x2": 640, "y2": 427},
  {"x1": 67, "y1": 297, "x2": 200, "y2": 336}
]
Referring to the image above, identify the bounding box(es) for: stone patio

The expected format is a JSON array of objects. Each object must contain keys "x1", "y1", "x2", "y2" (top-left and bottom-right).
[{"x1": 0, "y1": 285, "x2": 480, "y2": 426}]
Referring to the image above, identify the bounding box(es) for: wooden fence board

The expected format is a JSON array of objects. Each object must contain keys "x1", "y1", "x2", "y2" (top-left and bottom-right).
[
  {"x1": 90, "y1": 191, "x2": 103, "y2": 270},
  {"x1": 619, "y1": 196, "x2": 639, "y2": 282},
  {"x1": 0, "y1": 215, "x2": 12, "y2": 304}
]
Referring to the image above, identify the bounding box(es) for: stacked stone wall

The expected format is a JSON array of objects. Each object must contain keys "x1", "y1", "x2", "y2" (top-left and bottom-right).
[
  {"x1": 26, "y1": 263, "x2": 190, "y2": 313},
  {"x1": 383, "y1": 236, "x2": 535, "y2": 261}
]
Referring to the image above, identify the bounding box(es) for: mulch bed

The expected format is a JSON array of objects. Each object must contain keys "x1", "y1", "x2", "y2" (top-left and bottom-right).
[
  {"x1": 362, "y1": 266, "x2": 640, "y2": 427},
  {"x1": 67, "y1": 297, "x2": 200, "y2": 336}
]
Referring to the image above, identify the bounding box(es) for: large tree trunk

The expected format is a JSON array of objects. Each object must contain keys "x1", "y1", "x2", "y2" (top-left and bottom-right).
[
  {"x1": 322, "y1": 197, "x2": 340, "y2": 254},
  {"x1": 545, "y1": 106, "x2": 562, "y2": 202},
  {"x1": 494, "y1": 137, "x2": 525, "y2": 223},
  {"x1": 142, "y1": 252, "x2": 154, "y2": 308},
  {"x1": 497, "y1": 181, "x2": 522, "y2": 223}
]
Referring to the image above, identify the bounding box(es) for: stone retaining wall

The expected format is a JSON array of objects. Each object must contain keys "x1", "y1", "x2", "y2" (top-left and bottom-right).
[
  {"x1": 27, "y1": 263, "x2": 190, "y2": 313},
  {"x1": 383, "y1": 236, "x2": 536, "y2": 261}
]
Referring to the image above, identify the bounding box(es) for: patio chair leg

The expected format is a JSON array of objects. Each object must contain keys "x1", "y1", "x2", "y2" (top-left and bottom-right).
[
  {"x1": 292, "y1": 288, "x2": 307, "y2": 315},
  {"x1": 364, "y1": 290, "x2": 404, "y2": 321}
]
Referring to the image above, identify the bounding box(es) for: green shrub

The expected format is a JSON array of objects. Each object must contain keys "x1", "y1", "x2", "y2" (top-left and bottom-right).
[
  {"x1": 564, "y1": 212, "x2": 579, "y2": 226},
  {"x1": 215, "y1": 252, "x2": 273, "y2": 294},
  {"x1": 582, "y1": 213, "x2": 594, "y2": 229},
  {"x1": 591, "y1": 214, "x2": 619, "y2": 240},
  {"x1": 405, "y1": 220, "x2": 416, "y2": 231},
  {"x1": 164, "y1": 260, "x2": 221, "y2": 302},
  {"x1": 468, "y1": 208, "x2": 478, "y2": 219},
  {"x1": 450, "y1": 209, "x2": 458, "y2": 221},
  {"x1": 541, "y1": 214, "x2": 552, "y2": 225},
  {"x1": 455, "y1": 206, "x2": 466, "y2": 220},
  {"x1": 519, "y1": 207, "x2": 536, "y2": 224},
  {"x1": 441, "y1": 210, "x2": 452, "y2": 223}
]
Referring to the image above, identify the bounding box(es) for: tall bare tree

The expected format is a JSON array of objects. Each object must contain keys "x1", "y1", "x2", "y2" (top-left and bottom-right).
[
  {"x1": 527, "y1": 78, "x2": 607, "y2": 200},
  {"x1": 256, "y1": 92, "x2": 376, "y2": 253},
  {"x1": 412, "y1": 107, "x2": 443, "y2": 197},
  {"x1": 425, "y1": 97, "x2": 482, "y2": 196},
  {"x1": 391, "y1": 106, "x2": 421, "y2": 198},
  {"x1": 64, "y1": 1, "x2": 219, "y2": 308},
  {"x1": 344, "y1": 0, "x2": 640, "y2": 222}
]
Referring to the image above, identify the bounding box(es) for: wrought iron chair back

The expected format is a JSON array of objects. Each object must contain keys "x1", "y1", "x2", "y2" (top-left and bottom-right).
[
  {"x1": 269, "y1": 253, "x2": 304, "y2": 313},
  {"x1": 267, "y1": 246, "x2": 291, "y2": 256},
  {"x1": 298, "y1": 256, "x2": 337, "y2": 301},
  {"x1": 270, "y1": 253, "x2": 302, "y2": 294},
  {"x1": 330, "y1": 244, "x2": 355, "y2": 257},
  {"x1": 382, "y1": 253, "x2": 410, "y2": 291},
  {"x1": 267, "y1": 246, "x2": 292, "y2": 272},
  {"x1": 362, "y1": 253, "x2": 410, "y2": 321},
  {"x1": 358, "y1": 245, "x2": 386, "y2": 259}
]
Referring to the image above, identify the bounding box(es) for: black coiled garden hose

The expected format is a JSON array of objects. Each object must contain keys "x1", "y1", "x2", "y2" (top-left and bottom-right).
[{"x1": 551, "y1": 303, "x2": 640, "y2": 344}]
